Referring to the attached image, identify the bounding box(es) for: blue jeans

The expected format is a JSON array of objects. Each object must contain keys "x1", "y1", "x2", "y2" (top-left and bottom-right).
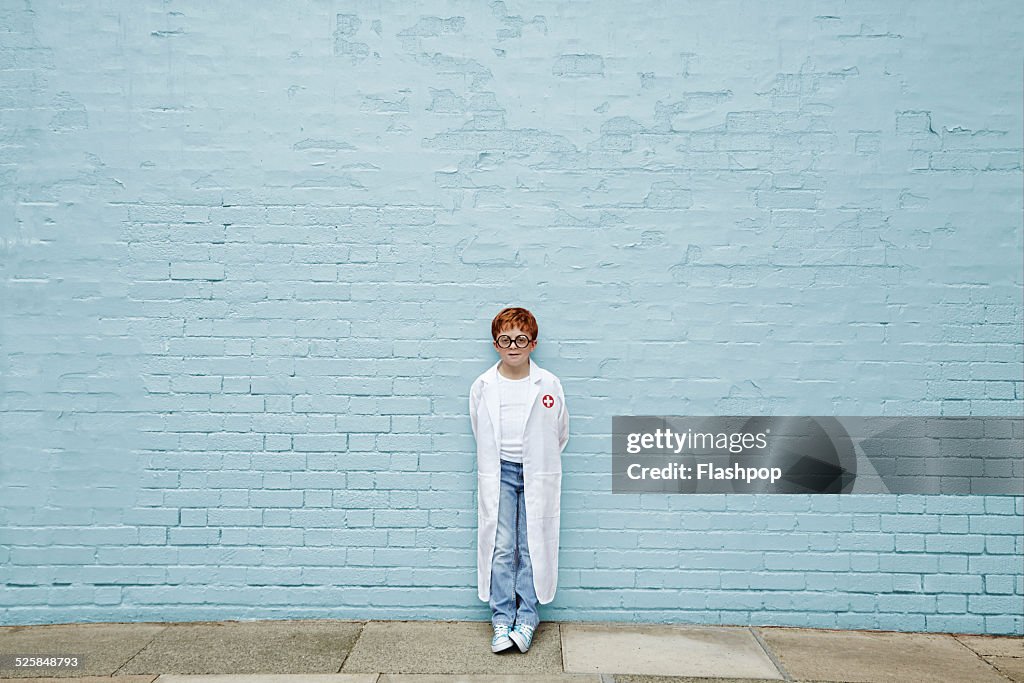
[{"x1": 489, "y1": 459, "x2": 540, "y2": 629}]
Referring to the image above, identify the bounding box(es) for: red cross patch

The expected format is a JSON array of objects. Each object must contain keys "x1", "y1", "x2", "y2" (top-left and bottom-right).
[{"x1": 542, "y1": 394, "x2": 554, "y2": 408}]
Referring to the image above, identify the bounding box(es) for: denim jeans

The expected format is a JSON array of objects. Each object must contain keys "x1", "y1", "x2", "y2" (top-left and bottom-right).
[{"x1": 489, "y1": 458, "x2": 540, "y2": 629}]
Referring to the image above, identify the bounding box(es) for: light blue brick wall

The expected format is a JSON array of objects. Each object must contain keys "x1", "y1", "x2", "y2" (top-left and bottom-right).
[{"x1": 1, "y1": 1, "x2": 1022, "y2": 634}]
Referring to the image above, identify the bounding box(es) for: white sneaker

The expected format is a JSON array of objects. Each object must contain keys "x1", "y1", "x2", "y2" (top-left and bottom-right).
[
  {"x1": 508, "y1": 622, "x2": 536, "y2": 652},
  {"x1": 491, "y1": 623, "x2": 514, "y2": 653}
]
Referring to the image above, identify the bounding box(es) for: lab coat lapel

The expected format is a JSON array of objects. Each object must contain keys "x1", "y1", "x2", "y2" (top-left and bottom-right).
[
  {"x1": 481, "y1": 360, "x2": 502, "y2": 451},
  {"x1": 524, "y1": 359, "x2": 542, "y2": 428}
]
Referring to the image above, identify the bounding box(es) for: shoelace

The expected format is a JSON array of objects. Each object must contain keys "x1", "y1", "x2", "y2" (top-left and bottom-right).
[
  {"x1": 494, "y1": 624, "x2": 511, "y2": 636},
  {"x1": 517, "y1": 624, "x2": 535, "y2": 636}
]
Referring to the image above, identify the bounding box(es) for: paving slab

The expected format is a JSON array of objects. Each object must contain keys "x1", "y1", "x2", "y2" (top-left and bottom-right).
[
  {"x1": 155, "y1": 676, "x2": 377, "y2": 683},
  {"x1": 118, "y1": 620, "x2": 363, "y2": 675},
  {"x1": 0, "y1": 622, "x2": 168, "y2": 677},
  {"x1": 955, "y1": 634, "x2": 1024, "y2": 658},
  {"x1": 758, "y1": 626, "x2": 1009, "y2": 683},
  {"x1": 986, "y1": 657, "x2": 1024, "y2": 683},
  {"x1": 560, "y1": 622, "x2": 782, "y2": 679},
  {"x1": 0, "y1": 678, "x2": 156, "y2": 683},
  {"x1": 610, "y1": 677, "x2": 790, "y2": 683},
  {"x1": 381, "y1": 676, "x2": 601, "y2": 683},
  {"x1": 340, "y1": 621, "x2": 561, "y2": 674}
]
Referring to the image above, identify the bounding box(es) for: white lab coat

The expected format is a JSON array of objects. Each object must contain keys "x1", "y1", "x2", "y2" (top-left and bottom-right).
[{"x1": 470, "y1": 358, "x2": 569, "y2": 605}]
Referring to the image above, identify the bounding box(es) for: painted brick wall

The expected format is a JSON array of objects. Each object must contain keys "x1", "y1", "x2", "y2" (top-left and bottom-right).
[{"x1": 1, "y1": 1, "x2": 1022, "y2": 634}]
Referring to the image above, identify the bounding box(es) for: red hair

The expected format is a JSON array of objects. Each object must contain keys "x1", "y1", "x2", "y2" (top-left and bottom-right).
[{"x1": 491, "y1": 307, "x2": 538, "y2": 341}]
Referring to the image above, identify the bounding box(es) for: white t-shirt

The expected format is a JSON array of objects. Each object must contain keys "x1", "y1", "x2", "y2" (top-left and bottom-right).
[{"x1": 498, "y1": 372, "x2": 531, "y2": 463}]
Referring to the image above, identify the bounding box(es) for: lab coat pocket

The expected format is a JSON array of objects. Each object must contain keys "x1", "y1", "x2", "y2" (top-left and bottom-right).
[
  {"x1": 534, "y1": 471, "x2": 562, "y2": 519},
  {"x1": 477, "y1": 472, "x2": 499, "y2": 520}
]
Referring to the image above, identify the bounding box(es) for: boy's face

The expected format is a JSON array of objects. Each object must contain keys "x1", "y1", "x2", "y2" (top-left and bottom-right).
[{"x1": 493, "y1": 325, "x2": 537, "y2": 372}]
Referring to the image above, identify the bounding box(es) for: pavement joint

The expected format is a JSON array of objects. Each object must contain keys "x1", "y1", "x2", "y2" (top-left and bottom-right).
[
  {"x1": 111, "y1": 625, "x2": 171, "y2": 677},
  {"x1": 748, "y1": 627, "x2": 792, "y2": 682},
  {"x1": 336, "y1": 622, "x2": 369, "y2": 674}
]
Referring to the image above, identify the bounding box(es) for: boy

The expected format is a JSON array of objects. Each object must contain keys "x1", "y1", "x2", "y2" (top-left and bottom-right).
[{"x1": 469, "y1": 307, "x2": 569, "y2": 654}]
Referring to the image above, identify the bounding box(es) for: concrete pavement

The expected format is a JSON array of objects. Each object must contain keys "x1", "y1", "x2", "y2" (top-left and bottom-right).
[{"x1": 0, "y1": 619, "x2": 1021, "y2": 682}]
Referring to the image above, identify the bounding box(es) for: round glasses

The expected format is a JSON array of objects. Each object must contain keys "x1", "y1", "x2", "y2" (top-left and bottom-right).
[{"x1": 496, "y1": 334, "x2": 532, "y2": 349}]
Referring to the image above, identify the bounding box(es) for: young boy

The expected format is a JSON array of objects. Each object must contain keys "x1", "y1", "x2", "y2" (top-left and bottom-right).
[{"x1": 469, "y1": 307, "x2": 569, "y2": 654}]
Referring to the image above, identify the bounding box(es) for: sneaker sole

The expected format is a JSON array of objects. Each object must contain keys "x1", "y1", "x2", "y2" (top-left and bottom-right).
[
  {"x1": 508, "y1": 630, "x2": 531, "y2": 652},
  {"x1": 491, "y1": 637, "x2": 515, "y2": 653}
]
